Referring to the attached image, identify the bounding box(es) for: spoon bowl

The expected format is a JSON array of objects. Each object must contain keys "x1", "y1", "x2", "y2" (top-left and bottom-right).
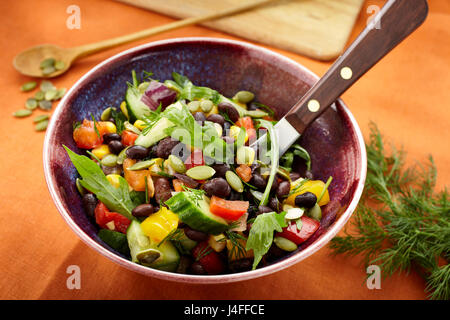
[{"x1": 13, "y1": 44, "x2": 74, "y2": 78}]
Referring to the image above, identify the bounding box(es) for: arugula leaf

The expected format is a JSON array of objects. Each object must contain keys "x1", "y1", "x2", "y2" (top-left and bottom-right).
[
  {"x1": 64, "y1": 146, "x2": 135, "y2": 221},
  {"x1": 246, "y1": 211, "x2": 287, "y2": 270}
]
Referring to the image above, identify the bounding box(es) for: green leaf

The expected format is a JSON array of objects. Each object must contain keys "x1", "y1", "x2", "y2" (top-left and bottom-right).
[
  {"x1": 246, "y1": 211, "x2": 287, "y2": 270},
  {"x1": 64, "y1": 146, "x2": 135, "y2": 221}
]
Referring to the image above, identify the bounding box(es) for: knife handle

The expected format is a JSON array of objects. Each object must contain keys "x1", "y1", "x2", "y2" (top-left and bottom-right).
[{"x1": 285, "y1": 0, "x2": 428, "y2": 133}]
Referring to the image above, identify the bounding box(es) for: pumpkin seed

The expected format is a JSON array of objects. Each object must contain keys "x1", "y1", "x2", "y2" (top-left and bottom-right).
[
  {"x1": 186, "y1": 165, "x2": 216, "y2": 180},
  {"x1": 35, "y1": 91, "x2": 45, "y2": 101},
  {"x1": 200, "y1": 100, "x2": 213, "y2": 113},
  {"x1": 124, "y1": 121, "x2": 141, "y2": 134},
  {"x1": 40, "y1": 58, "x2": 55, "y2": 69},
  {"x1": 21, "y1": 81, "x2": 37, "y2": 92},
  {"x1": 44, "y1": 89, "x2": 58, "y2": 101},
  {"x1": 54, "y1": 60, "x2": 65, "y2": 70},
  {"x1": 127, "y1": 160, "x2": 155, "y2": 171},
  {"x1": 187, "y1": 100, "x2": 200, "y2": 113},
  {"x1": 285, "y1": 207, "x2": 304, "y2": 220},
  {"x1": 101, "y1": 107, "x2": 112, "y2": 121},
  {"x1": 225, "y1": 170, "x2": 244, "y2": 193},
  {"x1": 307, "y1": 203, "x2": 322, "y2": 221},
  {"x1": 35, "y1": 120, "x2": 49, "y2": 131},
  {"x1": 116, "y1": 147, "x2": 129, "y2": 165},
  {"x1": 42, "y1": 66, "x2": 56, "y2": 76},
  {"x1": 13, "y1": 109, "x2": 32, "y2": 118},
  {"x1": 236, "y1": 146, "x2": 255, "y2": 165},
  {"x1": 25, "y1": 98, "x2": 38, "y2": 110},
  {"x1": 33, "y1": 115, "x2": 49, "y2": 123},
  {"x1": 168, "y1": 155, "x2": 186, "y2": 174},
  {"x1": 274, "y1": 236, "x2": 297, "y2": 252},
  {"x1": 235, "y1": 91, "x2": 255, "y2": 104},
  {"x1": 38, "y1": 100, "x2": 52, "y2": 110},
  {"x1": 101, "y1": 154, "x2": 118, "y2": 167},
  {"x1": 40, "y1": 80, "x2": 55, "y2": 92},
  {"x1": 75, "y1": 178, "x2": 85, "y2": 195},
  {"x1": 55, "y1": 88, "x2": 67, "y2": 100}
]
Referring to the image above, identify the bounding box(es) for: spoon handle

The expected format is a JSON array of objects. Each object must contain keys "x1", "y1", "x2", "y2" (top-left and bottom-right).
[
  {"x1": 285, "y1": 0, "x2": 428, "y2": 134},
  {"x1": 71, "y1": 0, "x2": 276, "y2": 59}
]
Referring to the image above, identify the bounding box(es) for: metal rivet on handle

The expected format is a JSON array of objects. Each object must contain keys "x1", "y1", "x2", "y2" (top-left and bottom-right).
[
  {"x1": 307, "y1": 99, "x2": 320, "y2": 112},
  {"x1": 340, "y1": 67, "x2": 353, "y2": 80}
]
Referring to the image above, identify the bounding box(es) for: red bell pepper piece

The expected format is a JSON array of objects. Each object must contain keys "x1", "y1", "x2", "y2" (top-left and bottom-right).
[
  {"x1": 236, "y1": 116, "x2": 257, "y2": 143},
  {"x1": 121, "y1": 130, "x2": 138, "y2": 147},
  {"x1": 209, "y1": 196, "x2": 249, "y2": 221},
  {"x1": 277, "y1": 216, "x2": 320, "y2": 245},
  {"x1": 94, "y1": 202, "x2": 131, "y2": 234},
  {"x1": 192, "y1": 242, "x2": 224, "y2": 275}
]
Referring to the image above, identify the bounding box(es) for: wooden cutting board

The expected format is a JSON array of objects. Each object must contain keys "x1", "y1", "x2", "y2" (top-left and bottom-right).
[{"x1": 116, "y1": 0, "x2": 365, "y2": 61}]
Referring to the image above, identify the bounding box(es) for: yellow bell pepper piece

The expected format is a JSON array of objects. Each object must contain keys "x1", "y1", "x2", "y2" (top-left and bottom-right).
[
  {"x1": 284, "y1": 179, "x2": 330, "y2": 207},
  {"x1": 227, "y1": 238, "x2": 253, "y2": 261},
  {"x1": 140, "y1": 207, "x2": 179, "y2": 243},
  {"x1": 229, "y1": 125, "x2": 248, "y2": 144},
  {"x1": 120, "y1": 101, "x2": 129, "y2": 119},
  {"x1": 102, "y1": 121, "x2": 117, "y2": 134},
  {"x1": 91, "y1": 144, "x2": 110, "y2": 160},
  {"x1": 205, "y1": 104, "x2": 219, "y2": 117},
  {"x1": 134, "y1": 120, "x2": 146, "y2": 131},
  {"x1": 106, "y1": 174, "x2": 121, "y2": 188},
  {"x1": 148, "y1": 158, "x2": 164, "y2": 176}
]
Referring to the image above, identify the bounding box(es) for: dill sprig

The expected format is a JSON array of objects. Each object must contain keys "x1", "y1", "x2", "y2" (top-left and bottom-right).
[
  {"x1": 329, "y1": 122, "x2": 450, "y2": 300},
  {"x1": 225, "y1": 231, "x2": 248, "y2": 260}
]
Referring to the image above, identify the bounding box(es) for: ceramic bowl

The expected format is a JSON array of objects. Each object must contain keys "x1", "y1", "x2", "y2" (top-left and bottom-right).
[{"x1": 43, "y1": 37, "x2": 366, "y2": 283}]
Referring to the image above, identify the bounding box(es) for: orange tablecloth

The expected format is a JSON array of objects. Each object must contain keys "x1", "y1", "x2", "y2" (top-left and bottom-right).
[{"x1": 0, "y1": 0, "x2": 448, "y2": 300}]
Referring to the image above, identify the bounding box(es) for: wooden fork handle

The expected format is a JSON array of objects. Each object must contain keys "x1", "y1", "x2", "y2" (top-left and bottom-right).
[{"x1": 285, "y1": 0, "x2": 428, "y2": 134}]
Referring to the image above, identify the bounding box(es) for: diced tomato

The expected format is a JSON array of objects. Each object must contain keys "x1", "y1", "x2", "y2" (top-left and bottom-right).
[
  {"x1": 235, "y1": 164, "x2": 252, "y2": 183},
  {"x1": 121, "y1": 130, "x2": 138, "y2": 146},
  {"x1": 94, "y1": 202, "x2": 131, "y2": 234},
  {"x1": 277, "y1": 216, "x2": 320, "y2": 245},
  {"x1": 236, "y1": 116, "x2": 256, "y2": 142},
  {"x1": 192, "y1": 242, "x2": 224, "y2": 275},
  {"x1": 172, "y1": 179, "x2": 185, "y2": 192},
  {"x1": 122, "y1": 158, "x2": 149, "y2": 191},
  {"x1": 73, "y1": 120, "x2": 103, "y2": 149},
  {"x1": 209, "y1": 196, "x2": 249, "y2": 221},
  {"x1": 184, "y1": 148, "x2": 204, "y2": 170}
]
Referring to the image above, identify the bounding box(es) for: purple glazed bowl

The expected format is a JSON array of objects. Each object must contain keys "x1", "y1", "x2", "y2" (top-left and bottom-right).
[{"x1": 43, "y1": 37, "x2": 366, "y2": 284}]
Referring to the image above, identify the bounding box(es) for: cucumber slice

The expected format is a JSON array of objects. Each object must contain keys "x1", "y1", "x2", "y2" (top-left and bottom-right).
[
  {"x1": 134, "y1": 116, "x2": 173, "y2": 148},
  {"x1": 98, "y1": 229, "x2": 130, "y2": 256},
  {"x1": 165, "y1": 192, "x2": 229, "y2": 235},
  {"x1": 125, "y1": 86, "x2": 151, "y2": 123},
  {"x1": 127, "y1": 220, "x2": 180, "y2": 272}
]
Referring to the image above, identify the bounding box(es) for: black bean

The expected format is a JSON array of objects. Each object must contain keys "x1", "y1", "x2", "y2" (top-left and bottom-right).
[
  {"x1": 126, "y1": 145, "x2": 148, "y2": 160},
  {"x1": 289, "y1": 172, "x2": 301, "y2": 181},
  {"x1": 202, "y1": 178, "x2": 231, "y2": 198},
  {"x1": 101, "y1": 164, "x2": 122, "y2": 176},
  {"x1": 228, "y1": 258, "x2": 252, "y2": 273},
  {"x1": 132, "y1": 204, "x2": 154, "y2": 217},
  {"x1": 176, "y1": 256, "x2": 193, "y2": 274},
  {"x1": 154, "y1": 178, "x2": 172, "y2": 204},
  {"x1": 276, "y1": 181, "x2": 291, "y2": 198},
  {"x1": 108, "y1": 140, "x2": 124, "y2": 154},
  {"x1": 222, "y1": 121, "x2": 231, "y2": 135},
  {"x1": 228, "y1": 190, "x2": 241, "y2": 200},
  {"x1": 257, "y1": 205, "x2": 273, "y2": 215},
  {"x1": 218, "y1": 102, "x2": 240, "y2": 123},
  {"x1": 82, "y1": 193, "x2": 97, "y2": 218},
  {"x1": 193, "y1": 112, "x2": 206, "y2": 125},
  {"x1": 295, "y1": 192, "x2": 317, "y2": 209},
  {"x1": 269, "y1": 197, "x2": 281, "y2": 212},
  {"x1": 103, "y1": 133, "x2": 121, "y2": 144},
  {"x1": 184, "y1": 226, "x2": 209, "y2": 242},
  {"x1": 189, "y1": 261, "x2": 206, "y2": 275},
  {"x1": 206, "y1": 114, "x2": 225, "y2": 126},
  {"x1": 212, "y1": 164, "x2": 230, "y2": 178},
  {"x1": 173, "y1": 173, "x2": 199, "y2": 189},
  {"x1": 149, "y1": 144, "x2": 158, "y2": 158},
  {"x1": 271, "y1": 177, "x2": 279, "y2": 191},
  {"x1": 156, "y1": 137, "x2": 179, "y2": 159},
  {"x1": 250, "y1": 172, "x2": 266, "y2": 190},
  {"x1": 266, "y1": 243, "x2": 286, "y2": 262}
]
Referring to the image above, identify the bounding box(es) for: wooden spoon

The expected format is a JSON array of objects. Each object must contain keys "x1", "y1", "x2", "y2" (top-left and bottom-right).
[
  {"x1": 256, "y1": 0, "x2": 429, "y2": 156},
  {"x1": 13, "y1": 0, "x2": 276, "y2": 78}
]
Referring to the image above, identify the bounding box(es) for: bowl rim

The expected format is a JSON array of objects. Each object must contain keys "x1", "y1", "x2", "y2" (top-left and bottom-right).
[{"x1": 43, "y1": 37, "x2": 367, "y2": 284}]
